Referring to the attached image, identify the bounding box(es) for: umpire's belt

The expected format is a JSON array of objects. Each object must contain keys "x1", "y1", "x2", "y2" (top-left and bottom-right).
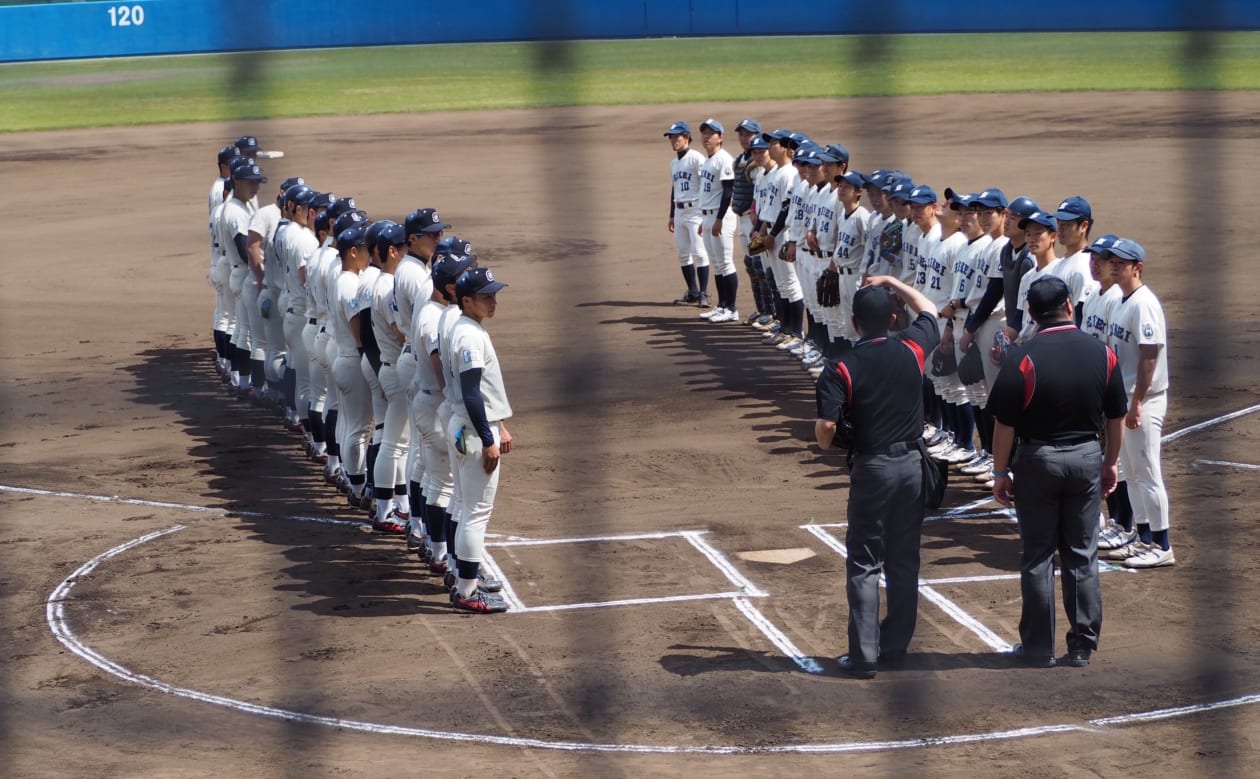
[
  {"x1": 702, "y1": 208, "x2": 719, "y2": 215},
  {"x1": 675, "y1": 200, "x2": 698, "y2": 209},
  {"x1": 1019, "y1": 435, "x2": 1098, "y2": 446},
  {"x1": 308, "y1": 317, "x2": 317, "y2": 325},
  {"x1": 855, "y1": 439, "x2": 921, "y2": 458}
]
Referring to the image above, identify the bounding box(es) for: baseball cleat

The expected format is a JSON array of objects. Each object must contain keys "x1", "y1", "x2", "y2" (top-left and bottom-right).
[
  {"x1": 1121, "y1": 545, "x2": 1175, "y2": 569},
  {"x1": 697, "y1": 293, "x2": 712, "y2": 308},
  {"x1": 451, "y1": 588, "x2": 508, "y2": 614},
  {"x1": 673, "y1": 290, "x2": 701, "y2": 305},
  {"x1": 1097, "y1": 521, "x2": 1137, "y2": 550},
  {"x1": 837, "y1": 654, "x2": 877, "y2": 679},
  {"x1": 429, "y1": 558, "x2": 449, "y2": 575},
  {"x1": 724, "y1": 310, "x2": 740, "y2": 322},
  {"x1": 371, "y1": 511, "x2": 407, "y2": 535},
  {"x1": 699, "y1": 307, "x2": 723, "y2": 320},
  {"x1": 1105, "y1": 539, "x2": 1148, "y2": 561}
]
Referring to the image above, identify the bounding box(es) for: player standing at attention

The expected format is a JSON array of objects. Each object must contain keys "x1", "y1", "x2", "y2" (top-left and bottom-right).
[
  {"x1": 664, "y1": 121, "x2": 711, "y2": 307},
  {"x1": 731, "y1": 119, "x2": 764, "y2": 325},
  {"x1": 220, "y1": 159, "x2": 263, "y2": 399},
  {"x1": 209, "y1": 146, "x2": 238, "y2": 377},
  {"x1": 1103, "y1": 239, "x2": 1175, "y2": 569},
  {"x1": 756, "y1": 129, "x2": 805, "y2": 349},
  {"x1": 1014, "y1": 211, "x2": 1061, "y2": 342},
  {"x1": 746, "y1": 134, "x2": 778, "y2": 331},
  {"x1": 1046, "y1": 196, "x2": 1098, "y2": 318},
  {"x1": 447, "y1": 268, "x2": 515, "y2": 613},
  {"x1": 696, "y1": 119, "x2": 739, "y2": 322},
  {"x1": 828, "y1": 169, "x2": 870, "y2": 354},
  {"x1": 280, "y1": 185, "x2": 317, "y2": 438},
  {"x1": 370, "y1": 222, "x2": 416, "y2": 533},
  {"x1": 330, "y1": 218, "x2": 374, "y2": 510}
]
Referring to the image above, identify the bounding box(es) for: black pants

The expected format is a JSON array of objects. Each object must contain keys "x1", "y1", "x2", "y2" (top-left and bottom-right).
[
  {"x1": 845, "y1": 447, "x2": 925, "y2": 665},
  {"x1": 1013, "y1": 440, "x2": 1104, "y2": 657}
]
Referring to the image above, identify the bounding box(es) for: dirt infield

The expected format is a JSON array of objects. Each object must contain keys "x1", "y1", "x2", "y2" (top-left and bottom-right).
[{"x1": 3, "y1": 92, "x2": 1260, "y2": 777}]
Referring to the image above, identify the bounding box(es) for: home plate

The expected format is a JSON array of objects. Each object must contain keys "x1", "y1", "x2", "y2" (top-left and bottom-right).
[{"x1": 736, "y1": 547, "x2": 816, "y2": 564}]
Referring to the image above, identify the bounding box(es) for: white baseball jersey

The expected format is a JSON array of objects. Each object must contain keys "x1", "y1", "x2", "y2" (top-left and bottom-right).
[
  {"x1": 1109, "y1": 285, "x2": 1169, "y2": 396},
  {"x1": 208, "y1": 177, "x2": 226, "y2": 250},
  {"x1": 1016, "y1": 263, "x2": 1055, "y2": 340},
  {"x1": 1046, "y1": 249, "x2": 1098, "y2": 306},
  {"x1": 415, "y1": 298, "x2": 449, "y2": 394},
  {"x1": 371, "y1": 271, "x2": 404, "y2": 365},
  {"x1": 249, "y1": 204, "x2": 282, "y2": 286},
  {"x1": 392, "y1": 255, "x2": 432, "y2": 346},
  {"x1": 698, "y1": 148, "x2": 735, "y2": 212},
  {"x1": 308, "y1": 246, "x2": 338, "y2": 322},
  {"x1": 333, "y1": 270, "x2": 364, "y2": 359},
  {"x1": 218, "y1": 197, "x2": 255, "y2": 267},
  {"x1": 812, "y1": 185, "x2": 841, "y2": 257},
  {"x1": 907, "y1": 222, "x2": 937, "y2": 289},
  {"x1": 449, "y1": 316, "x2": 513, "y2": 423},
  {"x1": 967, "y1": 236, "x2": 1008, "y2": 311},
  {"x1": 438, "y1": 304, "x2": 465, "y2": 413},
  {"x1": 897, "y1": 220, "x2": 922, "y2": 285},
  {"x1": 357, "y1": 265, "x2": 381, "y2": 315},
  {"x1": 951, "y1": 233, "x2": 994, "y2": 304},
  {"x1": 322, "y1": 250, "x2": 345, "y2": 326},
  {"x1": 284, "y1": 226, "x2": 318, "y2": 316},
  {"x1": 833, "y1": 204, "x2": 870, "y2": 271},
  {"x1": 924, "y1": 230, "x2": 964, "y2": 309},
  {"x1": 1081, "y1": 283, "x2": 1121, "y2": 344},
  {"x1": 786, "y1": 178, "x2": 813, "y2": 243},
  {"x1": 751, "y1": 166, "x2": 773, "y2": 222},
  {"x1": 768, "y1": 163, "x2": 800, "y2": 232},
  {"x1": 671, "y1": 149, "x2": 706, "y2": 206}
]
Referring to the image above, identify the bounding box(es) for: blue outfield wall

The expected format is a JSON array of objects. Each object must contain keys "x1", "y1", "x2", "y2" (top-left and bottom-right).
[{"x1": 1, "y1": 0, "x2": 1258, "y2": 63}]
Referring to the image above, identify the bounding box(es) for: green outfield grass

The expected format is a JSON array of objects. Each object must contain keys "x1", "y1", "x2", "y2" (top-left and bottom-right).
[{"x1": 1, "y1": 32, "x2": 1257, "y2": 132}]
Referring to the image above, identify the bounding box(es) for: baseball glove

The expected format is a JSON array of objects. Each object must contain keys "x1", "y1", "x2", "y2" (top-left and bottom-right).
[
  {"x1": 817, "y1": 268, "x2": 841, "y2": 308},
  {"x1": 990, "y1": 330, "x2": 1015, "y2": 366},
  {"x1": 747, "y1": 233, "x2": 767, "y2": 256}
]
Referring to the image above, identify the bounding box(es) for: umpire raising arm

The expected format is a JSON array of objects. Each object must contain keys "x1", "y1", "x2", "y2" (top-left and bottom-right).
[
  {"x1": 815, "y1": 274, "x2": 939, "y2": 679},
  {"x1": 988, "y1": 276, "x2": 1127, "y2": 669}
]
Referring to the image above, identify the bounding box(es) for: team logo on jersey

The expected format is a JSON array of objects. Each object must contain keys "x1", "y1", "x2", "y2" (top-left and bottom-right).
[
  {"x1": 461, "y1": 349, "x2": 473, "y2": 365},
  {"x1": 1143, "y1": 323, "x2": 1154, "y2": 339}
]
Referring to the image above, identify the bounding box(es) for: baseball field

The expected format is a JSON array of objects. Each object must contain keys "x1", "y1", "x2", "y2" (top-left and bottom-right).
[{"x1": 2, "y1": 32, "x2": 1260, "y2": 777}]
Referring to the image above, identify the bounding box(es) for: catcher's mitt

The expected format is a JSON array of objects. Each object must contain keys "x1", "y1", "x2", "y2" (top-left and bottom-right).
[
  {"x1": 990, "y1": 330, "x2": 1015, "y2": 366},
  {"x1": 747, "y1": 234, "x2": 767, "y2": 255},
  {"x1": 817, "y1": 268, "x2": 841, "y2": 308},
  {"x1": 879, "y1": 219, "x2": 903, "y2": 262}
]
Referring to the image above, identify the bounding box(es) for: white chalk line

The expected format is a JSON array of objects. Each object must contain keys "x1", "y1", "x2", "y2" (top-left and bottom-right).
[
  {"x1": 732, "y1": 598, "x2": 825, "y2": 675},
  {"x1": 518, "y1": 591, "x2": 753, "y2": 614},
  {"x1": 486, "y1": 529, "x2": 689, "y2": 548},
  {"x1": 802, "y1": 524, "x2": 1011, "y2": 652},
  {"x1": 681, "y1": 531, "x2": 769, "y2": 598},
  {"x1": 1195, "y1": 459, "x2": 1260, "y2": 471},
  {"x1": 1162, "y1": 402, "x2": 1260, "y2": 445},
  {"x1": 478, "y1": 552, "x2": 526, "y2": 613},
  {"x1": 47, "y1": 526, "x2": 1260, "y2": 755}
]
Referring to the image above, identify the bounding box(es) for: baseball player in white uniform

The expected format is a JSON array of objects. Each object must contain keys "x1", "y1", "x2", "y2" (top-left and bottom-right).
[
  {"x1": 1102, "y1": 238, "x2": 1174, "y2": 568},
  {"x1": 756, "y1": 130, "x2": 805, "y2": 348},
  {"x1": 665, "y1": 121, "x2": 711, "y2": 307},
  {"x1": 445, "y1": 267, "x2": 514, "y2": 613},
  {"x1": 829, "y1": 170, "x2": 870, "y2": 351},
  {"x1": 1014, "y1": 211, "x2": 1062, "y2": 342},
  {"x1": 278, "y1": 185, "x2": 317, "y2": 436},
  {"x1": 219, "y1": 159, "x2": 263, "y2": 398},
  {"x1": 299, "y1": 192, "x2": 335, "y2": 465},
  {"x1": 803, "y1": 151, "x2": 842, "y2": 367},
  {"x1": 249, "y1": 176, "x2": 303, "y2": 409},
  {"x1": 330, "y1": 218, "x2": 374, "y2": 508},
  {"x1": 357, "y1": 222, "x2": 389, "y2": 520},
  {"x1": 696, "y1": 119, "x2": 739, "y2": 322},
  {"x1": 209, "y1": 146, "x2": 238, "y2": 378},
  {"x1": 1045, "y1": 196, "x2": 1099, "y2": 315}
]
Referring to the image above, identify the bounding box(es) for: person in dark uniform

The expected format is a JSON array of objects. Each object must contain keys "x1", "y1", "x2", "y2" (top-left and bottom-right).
[
  {"x1": 987, "y1": 276, "x2": 1127, "y2": 668},
  {"x1": 815, "y1": 275, "x2": 940, "y2": 679}
]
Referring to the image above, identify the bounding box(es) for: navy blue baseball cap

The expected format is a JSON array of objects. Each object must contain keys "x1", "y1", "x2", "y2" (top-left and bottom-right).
[
  {"x1": 306, "y1": 191, "x2": 334, "y2": 210},
  {"x1": 364, "y1": 220, "x2": 389, "y2": 252},
  {"x1": 882, "y1": 173, "x2": 913, "y2": 194},
  {"x1": 432, "y1": 253, "x2": 477, "y2": 290},
  {"x1": 283, "y1": 184, "x2": 312, "y2": 207},
  {"x1": 906, "y1": 185, "x2": 938, "y2": 205},
  {"x1": 332, "y1": 209, "x2": 367, "y2": 237},
  {"x1": 664, "y1": 121, "x2": 691, "y2": 137},
  {"x1": 949, "y1": 192, "x2": 978, "y2": 210},
  {"x1": 793, "y1": 147, "x2": 823, "y2": 165},
  {"x1": 233, "y1": 162, "x2": 268, "y2": 183},
  {"x1": 762, "y1": 128, "x2": 792, "y2": 143},
  {"x1": 747, "y1": 135, "x2": 770, "y2": 151},
  {"x1": 785, "y1": 131, "x2": 811, "y2": 149},
  {"x1": 404, "y1": 207, "x2": 449, "y2": 237},
  {"x1": 326, "y1": 197, "x2": 358, "y2": 223},
  {"x1": 735, "y1": 118, "x2": 761, "y2": 134},
  {"x1": 335, "y1": 223, "x2": 369, "y2": 253},
  {"x1": 1108, "y1": 238, "x2": 1145, "y2": 262},
  {"x1": 217, "y1": 145, "x2": 239, "y2": 165},
  {"x1": 1086, "y1": 234, "x2": 1118, "y2": 255},
  {"x1": 1019, "y1": 211, "x2": 1058, "y2": 231},
  {"x1": 234, "y1": 135, "x2": 260, "y2": 155},
  {"x1": 279, "y1": 176, "x2": 305, "y2": 192},
  {"x1": 455, "y1": 267, "x2": 507, "y2": 299},
  {"x1": 699, "y1": 118, "x2": 725, "y2": 135},
  {"x1": 1052, "y1": 195, "x2": 1092, "y2": 222},
  {"x1": 974, "y1": 188, "x2": 1008, "y2": 209},
  {"x1": 888, "y1": 180, "x2": 916, "y2": 201},
  {"x1": 228, "y1": 155, "x2": 252, "y2": 174},
  {"x1": 824, "y1": 143, "x2": 850, "y2": 164},
  {"x1": 837, "y1": 171, "x2": 866, "y2": 189},
  {"x1": 1008, "y1": 196, "x2": 1040, "y2": 219},
  {"x1": 376, "y1": 221, "x2": 407, "y2": 254},
  {"x1": 434, "y1": 236, "x2": 474, "y2": 262}
]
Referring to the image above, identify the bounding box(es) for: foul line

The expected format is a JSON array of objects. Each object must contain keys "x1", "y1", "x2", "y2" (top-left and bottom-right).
[
  {"x1": 47, "y1": 526, "x2": 1260, "y2": 755},
  {"x1": 732, "y1": 598, "x2": 825, "y2": 675},
  {"x1": 517, "y1": 591, "x2": 751, "y2": 614},
  {"x1": 1195, "y1": 459, "x2": 1260, "y2": 471},
  {"x1": 681, "y1": 531, "x2": 768, "y2": 597},
  {"x1": 486, "y1": 530, "x2": 689, "y2": 548},
  {"x1": 1162, "y1": 402, "x2": 1260, "y2": 445}
]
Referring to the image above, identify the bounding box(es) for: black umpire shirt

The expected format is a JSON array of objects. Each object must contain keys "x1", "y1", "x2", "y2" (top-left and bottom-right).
[
  {"x1": 817, "y1": 312, "x2": 939, "y2": 454},
  {"x1": 988, "y1": 323, "x2": 1128, "y2": 442}
]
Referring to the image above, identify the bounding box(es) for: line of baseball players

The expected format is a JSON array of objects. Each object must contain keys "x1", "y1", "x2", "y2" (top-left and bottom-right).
[
  {"x1": 665, "y1": 118, "x2": 1174, "y2": 569},
  {"x1": 207, "y1": 136, "x2": 515, "y2": 613}
]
